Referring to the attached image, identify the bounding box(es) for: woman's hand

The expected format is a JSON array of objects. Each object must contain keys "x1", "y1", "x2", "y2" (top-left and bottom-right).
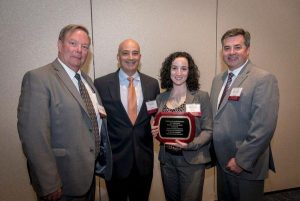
[
  {"x1": 151, "y1": 120, "x2": 159, "y2": 138},
  {"x1": 166, "y1": 139, "x2": 188, "y2": 149}
]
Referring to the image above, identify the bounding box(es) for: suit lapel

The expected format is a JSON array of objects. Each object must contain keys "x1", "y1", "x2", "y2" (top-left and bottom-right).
[
  {"x1": 185, "y1": 90, "x2": 195, "y2": 105},
  {"x1": 136, "y1": 73, "x2": 148, "y2": 124},
  {"x1": 230, "y1": 61, "x2": 252, "y2": 89},
  {"x1": 157, "y1": 91, "x2": 170, "y2": 113},
  {"x1": 217, "y1": 62, "x2": 251, "y2": 112},
  {"x1": 108, "y1": 70, "x2": 122, "y2": 101},
  {"x1": 214, "y1": 72, "x2": 227, "y2": 114},
  {"x1": 157, "y1": 90, "x2": 194, "y2": 112},
  {"x1": 82, "y1": 72, "x2": 103, "y2": 106},
  {"x1": 109, "y1": 70, "x2": 130, "y2": 123},
  {"x1": 140, "y1": 73, "x2": 148, "y2": 101},
  {"x1": 136, "y1": 72, "x2": 158, "y2": 124},
  {"x1": 81, "y1": 73, "x2": 94, "y2": 92},
  {"x1": 53, "y1": 59, "x2": 89, "y2": 116}
]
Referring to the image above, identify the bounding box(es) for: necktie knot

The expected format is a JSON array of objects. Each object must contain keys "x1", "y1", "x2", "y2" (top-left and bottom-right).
[
  {"x1": 75, "y1": 73, "x2": 81, "y2": 81},
  {"x1": 228, "y1": 72, "x2": 234, "y2": 81},
  {"x1": 128, "y1": 77, "x2": 134, "y2": 86}
]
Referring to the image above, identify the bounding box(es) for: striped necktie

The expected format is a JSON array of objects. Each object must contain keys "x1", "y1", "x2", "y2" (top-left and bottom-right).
[
  {"x1": 75, "y1": 73, "x2": 100, "y2": 155},
  {"x1": 218, "y1": 72, "x2": 234, "y2": 109}
]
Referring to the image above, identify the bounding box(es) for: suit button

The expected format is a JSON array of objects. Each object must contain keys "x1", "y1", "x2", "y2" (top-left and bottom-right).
[
  {"x1": 89, "y1": 128, "x2": 93, "y2": 132},
  {"x1": 90, "y1": 148, "x2": 94, "y2": 152}
]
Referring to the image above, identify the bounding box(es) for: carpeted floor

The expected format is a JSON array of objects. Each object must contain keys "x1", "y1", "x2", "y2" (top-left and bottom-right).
[{"x1": 263, "y1": 188, "x2": 300, "y2": 201}]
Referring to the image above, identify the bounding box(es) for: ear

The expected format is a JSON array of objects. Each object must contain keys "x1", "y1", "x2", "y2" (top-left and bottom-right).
[
  {"x1": 246, "y1": 47, "x2": 250, "y2": 56},
  {"x1": 116, "y1": 54, "x2": 121, "y2": 68},
  {"x1": 57, "y1": 40, "x2": 63, "y2": 53}
]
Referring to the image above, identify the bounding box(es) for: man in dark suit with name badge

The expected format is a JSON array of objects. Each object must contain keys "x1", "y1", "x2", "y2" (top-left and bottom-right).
[
  {"x1": 17, "y1": 24, "x2": 112, "y2": 201},
  {"x1": 210, "y1": 28, "x2": 279, "y2": 201},
  {"x1": 94, "y1": 39, "x2": 160, "y2": 201}
]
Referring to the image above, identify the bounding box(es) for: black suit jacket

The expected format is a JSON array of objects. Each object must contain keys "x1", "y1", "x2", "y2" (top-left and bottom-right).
[{"x1": 94, "y1": 69, "x2": 160, "y2": 179}]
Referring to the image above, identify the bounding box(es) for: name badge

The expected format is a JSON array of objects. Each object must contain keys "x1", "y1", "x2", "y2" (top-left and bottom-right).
[
  {"x1": 98, "y1": 105, "x2": 107, "y2": 118},
  {"x1": 186, "y1": 104, "x2": 201, "y2": 117},
  {"x1": 146, "y1": 100, "x2": 158, "y2": 115},
  {"x1": 228, "y1": 88, "x2": 243, "y2": 101}
]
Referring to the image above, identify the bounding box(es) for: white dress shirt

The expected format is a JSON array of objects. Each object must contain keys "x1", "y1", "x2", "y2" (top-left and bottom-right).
[
  {"x1": 217, "y1": 59, "x2": 248, "y2": 106},
  {"x1": 58, "y1": 58, "x2": 102, "y2": 132}
]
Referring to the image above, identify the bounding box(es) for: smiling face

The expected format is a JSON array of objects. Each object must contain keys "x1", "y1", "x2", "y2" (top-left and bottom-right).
[
  {"x1": 117, "y1": 39, "x2": 141, "y2": 76},
  {"x1": 170, "y1": 57, "x2": 189, "y2": 87},
  {"x1": 222, "y1": 34, "x2": 250, "y2": 70},
  {"x1": 58, "y1": 29, "x2": 90, "y2": 72}
]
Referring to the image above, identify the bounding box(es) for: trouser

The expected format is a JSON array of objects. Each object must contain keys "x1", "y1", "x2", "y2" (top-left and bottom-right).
[
  {"x1": 38, "y1": 176, "x2": 95, "y2": 201},
  {"x1": 217, "y1": 165, "x2": 264, "y2": 201},
  {"x1": 160, "y1": 152, "x2": 205, "y2": 201},
  {"x1": 105, "y1": 164, "x2": 153, "y2": 201}
]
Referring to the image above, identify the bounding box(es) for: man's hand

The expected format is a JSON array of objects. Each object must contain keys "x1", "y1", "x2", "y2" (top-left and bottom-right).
[{"x1": 226, "y1": 158, "x2": 243, "y2": 174}]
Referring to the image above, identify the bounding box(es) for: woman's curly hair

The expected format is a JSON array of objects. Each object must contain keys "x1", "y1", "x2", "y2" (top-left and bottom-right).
[{"x1": 160, "y1": 51, "x2": 200, "y2": 91}]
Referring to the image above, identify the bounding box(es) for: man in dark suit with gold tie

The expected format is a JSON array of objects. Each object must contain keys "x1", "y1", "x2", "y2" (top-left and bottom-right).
[{"x1": 94, "y1": 39, "x2": 160, "y2": 201}]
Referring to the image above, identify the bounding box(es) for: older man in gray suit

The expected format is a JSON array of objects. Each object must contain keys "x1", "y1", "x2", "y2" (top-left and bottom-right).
[
  {"x1": 17, "y1": 24, "x2": 112, "y2": 201},
  {"x1": 210, "y1": 28, "x2": 279, "y2": 201}
]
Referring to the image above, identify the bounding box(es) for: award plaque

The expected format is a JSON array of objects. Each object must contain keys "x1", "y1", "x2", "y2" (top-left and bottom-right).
[{"x1": 154, "y1": 112, "x2": 195, "y2": 143}]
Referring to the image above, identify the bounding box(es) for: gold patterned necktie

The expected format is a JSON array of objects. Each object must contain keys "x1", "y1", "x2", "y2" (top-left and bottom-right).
[
  {"x1": 218, "y1": 72, "x2": 234, "y2": 109},
  {"x1": 75, "y1": 73, "x2": 100, "y2": 155},
  {"x1": 127, "y1": 76, "x2": 137, "y2": 124}
]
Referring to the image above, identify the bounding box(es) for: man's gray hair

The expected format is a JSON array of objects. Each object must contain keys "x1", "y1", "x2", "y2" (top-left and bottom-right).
[{"x1": 221, "y1": 28, "x2": 251, "y2": 47}]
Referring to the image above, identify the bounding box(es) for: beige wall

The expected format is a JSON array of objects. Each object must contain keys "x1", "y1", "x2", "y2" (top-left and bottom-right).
[{"x1": 0, "y1": 0, "x2": 299, "y2": 201}]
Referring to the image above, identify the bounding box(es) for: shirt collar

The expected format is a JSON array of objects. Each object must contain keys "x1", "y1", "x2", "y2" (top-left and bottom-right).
[
  {"x1": 118, "y1": 68, "x2": 140, "y2": 82},
  {"x1": 58, "y1": 58, "x2": 82, "y2": 79},
  {"x1": 228, "y1": 59, "x2": 248, "y2": 77}
]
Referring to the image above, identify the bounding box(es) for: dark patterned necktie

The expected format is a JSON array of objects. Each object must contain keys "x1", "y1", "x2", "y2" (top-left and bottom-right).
[
  {"x1": 218, "y1": 72, "x2": 234, "y2": 109},
  {"x1": 75, "y1": 73, "x2": 100, "y2": 155}
]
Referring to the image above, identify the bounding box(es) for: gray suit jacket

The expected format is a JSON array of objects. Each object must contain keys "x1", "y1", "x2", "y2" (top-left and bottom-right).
[
  {"x1": 210, "y1": 61, "x2": 279, "y2": 180},
  {"x1": 156, "y1": 90, "x2": 213, "y2": 165},
  {"x1": 17, "y1": 59, "x2": 112, "y2": 197}
]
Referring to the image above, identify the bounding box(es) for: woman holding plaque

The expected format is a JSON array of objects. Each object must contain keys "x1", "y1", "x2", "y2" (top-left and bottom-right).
[{"x1": 151, "y1": 52, "x2": 213, "y2": 201}]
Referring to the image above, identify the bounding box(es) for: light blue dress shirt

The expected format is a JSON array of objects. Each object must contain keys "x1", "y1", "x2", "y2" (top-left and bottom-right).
[{"x1": 118, "y1": 68, "x2": 144, "y2": 116}]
